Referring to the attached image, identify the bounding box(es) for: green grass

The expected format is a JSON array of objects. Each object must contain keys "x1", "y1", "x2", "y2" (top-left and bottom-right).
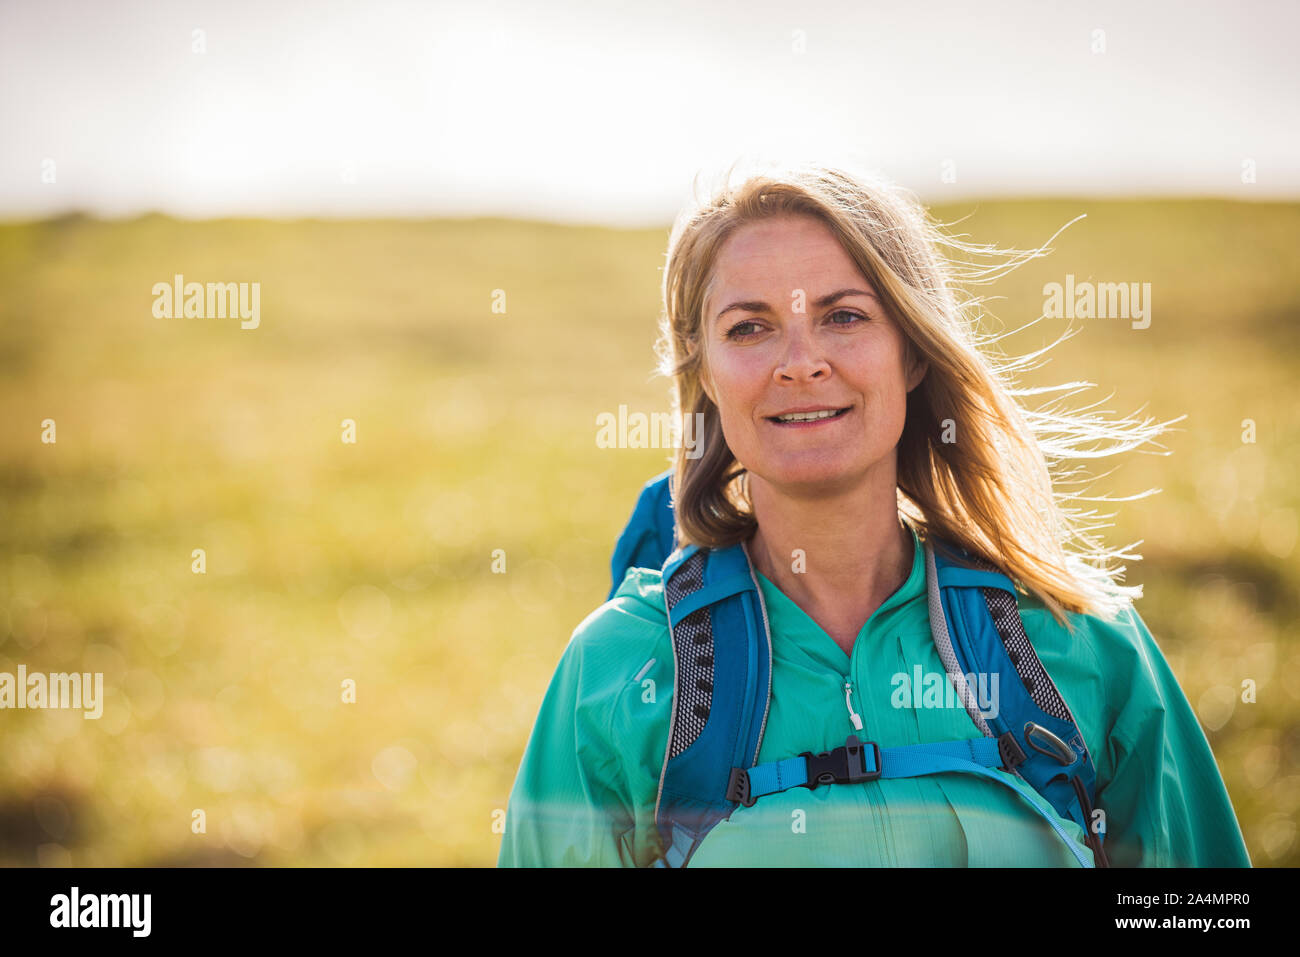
[{"x1": 0, "y1": 200, "x2": 1296, "y2": 866}]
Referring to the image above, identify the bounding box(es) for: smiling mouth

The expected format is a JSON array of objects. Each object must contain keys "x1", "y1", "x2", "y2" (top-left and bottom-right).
[{"x1": 766, "y1": 406, "x2": 852, "y2": 424}]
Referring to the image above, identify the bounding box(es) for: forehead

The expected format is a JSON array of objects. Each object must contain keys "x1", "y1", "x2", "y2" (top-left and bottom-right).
[{"x1": 708, "y1": 214, "x2": 868, "y2": 305}]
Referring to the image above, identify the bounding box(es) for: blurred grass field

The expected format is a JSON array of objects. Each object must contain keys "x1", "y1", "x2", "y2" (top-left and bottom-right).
[{"x1": 0, "y1": 199, "x2": 1297, "y2": 866}]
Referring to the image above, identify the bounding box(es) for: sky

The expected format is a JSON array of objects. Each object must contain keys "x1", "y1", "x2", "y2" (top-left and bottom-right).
[{"x1": 1, "y1": 0, "x2": 1296, "y2": 225}]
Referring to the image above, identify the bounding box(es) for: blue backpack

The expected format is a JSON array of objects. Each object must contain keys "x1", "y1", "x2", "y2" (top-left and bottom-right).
[{"x1": 608, "y1": 469, "x2": 1110, "y2": 868}]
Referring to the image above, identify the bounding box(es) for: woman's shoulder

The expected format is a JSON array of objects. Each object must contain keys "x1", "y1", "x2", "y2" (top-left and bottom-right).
[
  {"x1": 1011, "y1": 588, "x2": 1169, "y2": 714},
  {"x1": 584, "y1": 565, "x2": 668, "y2": 622},
  {"x1": 1012, "y1": 589, "x2": 1179, "y2": 772},
  {"x1": 1014, "y1": 588, "x2": 1158, "y2": 675},
  {"x1": 572, "y1": 565, "x2": 670, "y2": 649},
  {"x1": 554, "y1": 566, "x2": 674, "y2": 706},
  {"x1": 550, "y1": 568, "x2": 676, "y2": 784}
]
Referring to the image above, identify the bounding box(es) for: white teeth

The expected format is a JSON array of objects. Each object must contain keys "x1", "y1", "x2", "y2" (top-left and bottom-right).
[{"x1": 775, "y1": 408, "x2": 845, "y2": 422}]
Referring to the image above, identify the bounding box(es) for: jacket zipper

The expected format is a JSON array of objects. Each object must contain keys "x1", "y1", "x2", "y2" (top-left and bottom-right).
[{"x1": 843, "y1": 674, "x2": 864, "y2": 731}]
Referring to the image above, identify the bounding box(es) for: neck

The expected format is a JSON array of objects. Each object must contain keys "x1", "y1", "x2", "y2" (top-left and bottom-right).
[{"x1": 743, "y1": 467, "x2": 914, "y2": 642}]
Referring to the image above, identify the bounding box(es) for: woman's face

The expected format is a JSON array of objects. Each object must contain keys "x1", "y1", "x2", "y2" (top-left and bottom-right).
[{"x1": 700, "y1": 213, "x2": 927, "y2": 497}]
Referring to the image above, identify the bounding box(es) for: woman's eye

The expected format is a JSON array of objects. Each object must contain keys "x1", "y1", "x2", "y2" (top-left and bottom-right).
[
  {"x1": 725, "y1": 320, "x2": 762, "y2": 339},
  {"x1": 726, "y1": 311, "x2": 865, "y2": 339}
]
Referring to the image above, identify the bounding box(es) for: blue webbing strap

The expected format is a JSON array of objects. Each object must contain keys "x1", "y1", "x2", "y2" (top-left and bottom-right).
[
  {"x1": 667, "y1": 572, "x2": 755, "y2": 622},
  {"x1": 740, "y1": 737, "x2": 1094, "y2": 868},
  {"x1": 932, "y1": 566, "x2": 1015, "y2": 593},
  {"x1": 744, "y1": 756, "x2": 810, "y2": 796}
]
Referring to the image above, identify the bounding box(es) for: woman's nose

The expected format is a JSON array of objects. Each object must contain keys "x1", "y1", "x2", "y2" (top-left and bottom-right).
[{"x1": 774, "y1": 322, "x2": 831, "y2": 382}]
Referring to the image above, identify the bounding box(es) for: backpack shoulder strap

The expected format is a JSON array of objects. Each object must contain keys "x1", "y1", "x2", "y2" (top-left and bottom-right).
[
  {"x1": 925, "y1": 535, "x2": 1109, "y2": 866},
  {"x1": 652, "y1": 540, "x2": 770, "y2": 868},
  {"x1": 607, "y1": 469, "x2": 676, "y2": 601}
]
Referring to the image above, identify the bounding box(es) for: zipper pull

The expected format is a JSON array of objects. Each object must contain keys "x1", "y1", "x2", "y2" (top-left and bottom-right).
[{"x1": 843, "y1": 676, "x2": 864, "y2": 731}]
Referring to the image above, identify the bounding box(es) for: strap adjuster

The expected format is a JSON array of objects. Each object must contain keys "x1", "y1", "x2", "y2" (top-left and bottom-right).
[
  {"x1": 997, "y1": 731, "x2": 1027, "y2": 771},
  {"x1": 725, "y1": 767, "x2": 755, "y2": 808},
  {"x1": 800, "y1": 735, "x2": 881, "y2": 789}
]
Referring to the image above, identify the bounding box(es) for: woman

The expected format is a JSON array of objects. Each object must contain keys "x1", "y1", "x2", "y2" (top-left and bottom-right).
[{"x1": 497, "y1": 163, "x2": 1251, "y2": 867}]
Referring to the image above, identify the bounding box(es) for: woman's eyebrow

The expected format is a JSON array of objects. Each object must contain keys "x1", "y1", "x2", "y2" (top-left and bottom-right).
[
  {"x1": 714, "y1": 287, "x2": 879, "y2": 322},
  {"x1": 812, "y1": 288, "x2": 880, "y2": 309}
]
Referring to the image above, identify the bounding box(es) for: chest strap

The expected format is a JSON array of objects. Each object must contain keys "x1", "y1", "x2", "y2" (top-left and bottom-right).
[{"x1": 725, "y1": 734, "x2": 1094, "y2": 868}]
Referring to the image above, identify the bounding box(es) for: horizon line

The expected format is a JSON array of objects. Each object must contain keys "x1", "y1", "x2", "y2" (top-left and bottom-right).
[{"x1": 2, "y1": 192, "x2": 1296, "y2": 231}]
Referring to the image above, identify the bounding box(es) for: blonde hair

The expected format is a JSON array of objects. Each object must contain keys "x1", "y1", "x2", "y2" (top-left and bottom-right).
[{"x1": 653, "y1": 161, "x2": 1181, "y2": 630}]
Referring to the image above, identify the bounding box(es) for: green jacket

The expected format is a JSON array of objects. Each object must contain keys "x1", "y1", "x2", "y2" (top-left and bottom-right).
[{"x1": 498, "y1": 526, "x2": 1251, "y2": 867}]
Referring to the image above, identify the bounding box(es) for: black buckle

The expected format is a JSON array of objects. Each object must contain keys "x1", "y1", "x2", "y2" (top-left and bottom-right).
[
  {"x1": 726, "y1": 767, "x2": 755, "y2": 808},
  {"x1": 799, "y1": 735, "x2": 881, "y2": 789},
  {"x1": 997, "y1": 731, "x2": 1027, "y2": 771},
  {"x1": 726, "y1": 736, "x2": 881, "y2": 809}
]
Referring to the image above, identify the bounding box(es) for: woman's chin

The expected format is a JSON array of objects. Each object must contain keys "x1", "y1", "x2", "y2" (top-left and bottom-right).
[{"x1": 752, "y1": 461, "x2": 867, "y2": 496}]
